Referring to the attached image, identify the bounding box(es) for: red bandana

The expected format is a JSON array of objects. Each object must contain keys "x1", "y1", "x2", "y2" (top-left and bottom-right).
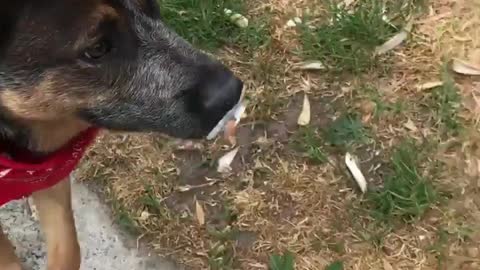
[{"x1": 0, "y1": 128, "x2": 99, "y2": 206}]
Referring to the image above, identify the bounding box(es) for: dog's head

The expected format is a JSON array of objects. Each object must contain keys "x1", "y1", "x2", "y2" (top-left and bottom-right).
[{"x1": 0, "y1": 0, "x2": 243, "y2": 144}]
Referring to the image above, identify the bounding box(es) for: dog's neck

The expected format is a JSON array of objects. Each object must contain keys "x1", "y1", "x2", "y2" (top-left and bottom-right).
[{"x1": 0, "y1": 116, "x2": 90, "y2": 157}]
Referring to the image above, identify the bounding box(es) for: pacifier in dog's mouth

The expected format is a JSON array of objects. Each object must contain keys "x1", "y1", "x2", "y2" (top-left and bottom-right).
[{"x1": 207, "y1": 93, "x2": 246, "y2": 144}]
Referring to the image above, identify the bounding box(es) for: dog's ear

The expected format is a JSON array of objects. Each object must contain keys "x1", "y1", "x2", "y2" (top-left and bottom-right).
[{"x1": 137, "y1": 0, "x2": 161, "y2": 19}]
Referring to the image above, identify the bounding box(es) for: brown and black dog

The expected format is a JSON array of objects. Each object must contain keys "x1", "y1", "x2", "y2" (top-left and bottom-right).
[{"x1": 0, "y1": 0, "x2": 243, "y2": 269}]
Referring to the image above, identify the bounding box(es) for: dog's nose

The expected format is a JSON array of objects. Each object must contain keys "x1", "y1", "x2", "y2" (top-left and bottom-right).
[{"x1": 197, "y1": 66, "x2": 243, "y2": 116}]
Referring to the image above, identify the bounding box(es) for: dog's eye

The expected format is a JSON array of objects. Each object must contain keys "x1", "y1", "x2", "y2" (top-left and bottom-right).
[{"x1": 83, "y1": 40, "x2": 111, "y2": 60}]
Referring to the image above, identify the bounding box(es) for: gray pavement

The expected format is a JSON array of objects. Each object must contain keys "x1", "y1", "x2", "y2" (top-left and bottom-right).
[{"x1": 0, "y1": 177, "x2": 182, "y2": 270}]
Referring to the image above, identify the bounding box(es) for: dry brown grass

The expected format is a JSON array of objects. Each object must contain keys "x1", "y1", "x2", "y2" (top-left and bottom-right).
[{"x1": 78, "y1": 0, "x2": 480, "y2": 269}]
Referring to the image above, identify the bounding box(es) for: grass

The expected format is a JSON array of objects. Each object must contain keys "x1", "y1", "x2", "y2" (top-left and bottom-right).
[
  {"x1": 299, "y1": 0, "x2": 398, "y2": 72},
  {"x1": 324, "y1": 113, "x2": 368, "y2": 148},
  {"x1": 428, "y1": 224, "x2": 473, "y2": 267},
  {"x1": 431, "y1": 65, "x2": 462, "y2": 133},
  {"x1": 367, "y1": 141, "x2": 438, "y2": 223},
  {"x1": 325, "y1": 260, "x2": 344, "y2": 270},
  {"x1": 360, "y1": 85, "x2": 406, "y2": 118},
  {"x1": 112, "y1": 200, "x2": 139, "y2": 234},
  {"x1": 208, "y1": 241, "x2": 236, "y2": 270},
  {"x1": 159, "y1": 0, "x2": 270, "y2": 51},
  {"x1": 293, "y1": 127, "x2": 328, "y2": 163},
  {"x1": 269, "y1": 251, "x2": 295, "y2": 270}
]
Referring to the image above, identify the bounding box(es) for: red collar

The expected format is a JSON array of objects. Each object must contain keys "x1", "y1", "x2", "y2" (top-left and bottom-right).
[{"x1": 0, "y1": 127, "x2": 99, "y2": 206}]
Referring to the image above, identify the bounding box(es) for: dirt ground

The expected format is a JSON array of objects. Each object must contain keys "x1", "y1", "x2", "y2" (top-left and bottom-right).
[{"x1": 79, "y1": 0, "x2": 480, "y2": 269}]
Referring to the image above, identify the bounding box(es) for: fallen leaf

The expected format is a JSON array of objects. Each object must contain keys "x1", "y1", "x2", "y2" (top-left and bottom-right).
[
  {"x1": 416, "y1": 81, "x2": 444, "y2": 91},
  {"x1": 358, "y1": 100, "x2": 375, "y2": 123},
  {"x1": 452, "y1": 58, "x2": 480, "y2": 75},
  {"x1": 195, "y1": 200, "x2": 205, "y2": 225},
  {"x1": 345, "y1": 153, "x2": 367, "y2": 193},
  {"x1": 362, "y1": 114, "x2": 372, "y2": 124},
  {"x1": 404, "y1": 118, "x2": 418, "y2": 132},
  {"x1": 231, "y1": 14, "x2": 248, "y2": 28},
  {"x1": 383, "y1": 259, "x2": 394, "y2": 270},
  {"x1": 139, "y1": 210, "x2": 150, "y2": 221},
  {"x1": 358, "y1": 100, "x2": 376, "y2": 114},
  {"x1": 224, "y1": 8, "x2": 233, "y2": 16},
  {"x1": 217, "y1": 147, "x2": 240, "y2": 173},
  {"x1": 294, "y1": 60, "x2": 326, "y2": 71},
  {"x1": 375, "y1": 30, "x2": 408, "y2": 55},
  {"x1": 297, "y1": 94, "x2": 311, "y2": 126},
  {"x1": 224, "y1": 9, "x2": 248, "y2": 28},
  {"x1": 285, "y1": 17, "x2": 302, "y2": 28}
]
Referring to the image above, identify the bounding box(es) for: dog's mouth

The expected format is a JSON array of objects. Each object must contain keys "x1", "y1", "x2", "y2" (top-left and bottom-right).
[
  {"x1": 206, "y1": 99, "x2": 246, "y2": 140},
  {"x1": 168, "y1": 96, "x2": 246, "y2": 149}
]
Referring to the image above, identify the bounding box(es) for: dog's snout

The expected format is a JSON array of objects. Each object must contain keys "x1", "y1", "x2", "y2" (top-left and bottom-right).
[{"x1": 197, "y1": 67, "x2": 243, "y2": 115}]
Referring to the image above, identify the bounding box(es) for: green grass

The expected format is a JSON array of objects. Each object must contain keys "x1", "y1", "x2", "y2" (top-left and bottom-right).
[
  {"x1": 299, "y1": 0, "x2": 398, "y2": 72},
  {"x1": 324, "y1": 113, "x2": 368, "y2": 148},
  {"x1": 294, "y1": 127, "x2": 328, "y2": 163},
  {"x1": 427, "y1": 224, "x2": 473, "y2": 267},
  {"x1": 112, "y1": 201, "x2": 139, "y2": 234},
  {"x1": 360, "y1": 85, "x2": 406, "y2": 118},
  {"x1": 325, "y1": 260, "x2": 344, "y2": 270},
  {"x1": 431, "y1": 65, "x2": 462, "y2": 133},
  {"x1": 269, "y1": 251, "x2": 295, "y2": 270},
  {"x1": 367, "y1": 141, "x2": 438, "y2": 222},
  {"x1": 208, "y1": 240, "x2": 236, "y2": 270},
  {"x1": 207, "y1": 208, "x2": 239, "y2": 270},
  {"x1": 159, "y1": 0, "x2": 270, "y2": 51}
]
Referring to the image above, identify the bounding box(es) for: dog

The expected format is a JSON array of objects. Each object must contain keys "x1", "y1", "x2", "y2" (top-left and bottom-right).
[{"x1": 0, "y1": 0, "x2": 243, "y2": 269}]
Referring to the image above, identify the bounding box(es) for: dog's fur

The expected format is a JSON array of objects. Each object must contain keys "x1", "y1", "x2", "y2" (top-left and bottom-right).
[{"x1": 0, "y1": 0, "x2": 242, "y2": 269}]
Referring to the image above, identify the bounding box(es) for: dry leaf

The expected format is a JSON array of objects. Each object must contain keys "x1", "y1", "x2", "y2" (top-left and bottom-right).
[
  {"x1": 195, "y1": 200, "x2": 205, "y2": 225},
  {"x1": 375, "y1": 30, "x2": 408, "y2": 55},
  {"x1": 452, "y1": 58, "x2": 480, "y2": 75},
  {"x1": 383, "y1": 259, "x2": 394, "y2": 270},
  {"x1": 224, "y1": 9, "x2": 248, "y2": 28},
  {"x1": 294, "y1": 60, "x2": 326, "y2": 70},
  {"x1": 358, "y1": 100, "x2": 375, "y2": 123},
  {"x1": 345, "y1": 152, "x2": 367, "y2": 193},
  {"x1": 297, "y1": 94, "x2": 311, "y2": 126},
  {"x1": 217, "y1": 147, "x2": 240, "y2": 173},
  {"x1": 404, "y1": 118, "x2": 418, "y2": 132},
  {"x1": 416, "y1": 81, "x2": 443, "y2": 91},
  {"x1": 139, "y1": 210, "x2": 150, "y2": 221},
  {"x1": 286, "y1": 19, "x2": 297, "y2": 27},
  {"x1": 285, "y1": 17, "x2": 302, "y2": 28},
  {"x1": 224, "y1": 9, "x2": 233, "y2": 16},
  {"x1": 231, "y1": 14, "x2": 249, "y2": 28}
]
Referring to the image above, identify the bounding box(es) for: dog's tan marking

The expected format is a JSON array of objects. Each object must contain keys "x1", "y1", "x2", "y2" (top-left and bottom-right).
[
  {"x1": 0, "y1": 71, "x2": 105, "y2": 152},
  {"x1": 26, "y1": 118, "x2": 91, "y2": 153},
  {"x1": 0, "y1": 227, "x2": 22, "y2": 270},
  {"x1": 33, "y1": 179, "x2": 81, "y2": 270}
]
